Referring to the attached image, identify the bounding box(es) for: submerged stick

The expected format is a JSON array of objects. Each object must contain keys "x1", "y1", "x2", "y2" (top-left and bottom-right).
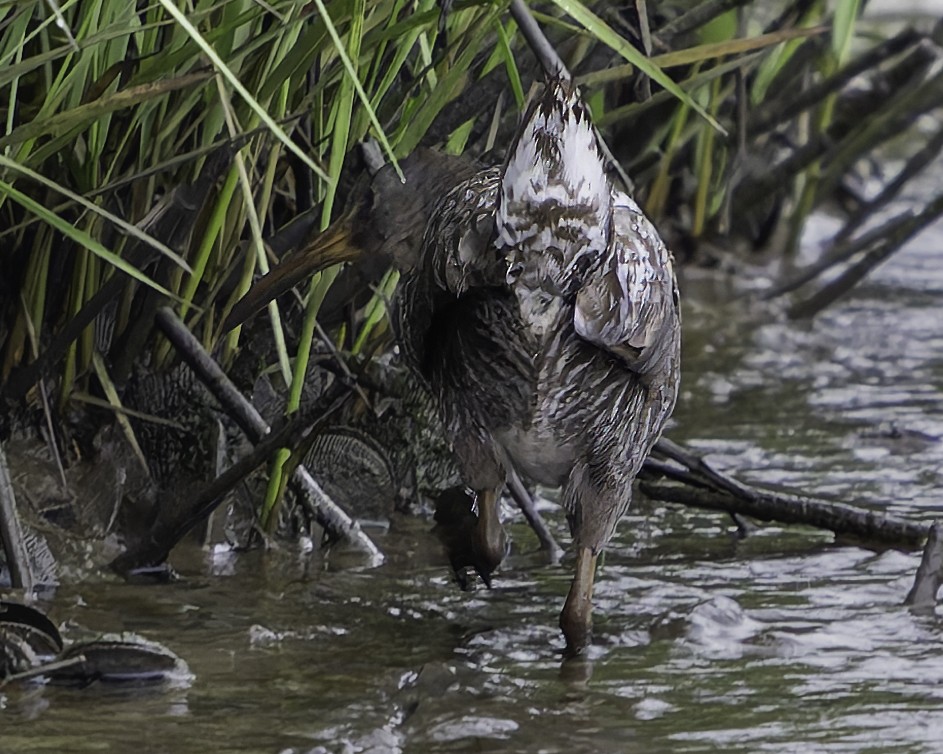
[
  {"x1": 0, "y1": 443, "x2": 33, "y2": 593},
  {"x1": 506, "y1": 469, "x2": 563, "y2": 563},
  {"x1": 788, "y1": 190, "x2": 943, "y2": 319},
  {"x1": 111, "y1": 405, "x2": 330, "y2": 573},
  {"x1": 0, "y1": 655, "x2": 87, "y2": 688},
  {"x1": 650, "y1": 439, "x2": 754, "y2": 532},
  {"x1": 640, "y1": 480, "x2": 928, "y2": 550},
  {"x1": 152, "y1": 306, "x2": 383, "y2": 562},
  {"x1": 653, "y1": 438, "x2": 754, "y2": 498},
  {"x1": 643, "y1": 438, "x2": 930, "y2": 550},
  {"x1": 904, "y1": 522, "x2": 943, "y2": 609}
]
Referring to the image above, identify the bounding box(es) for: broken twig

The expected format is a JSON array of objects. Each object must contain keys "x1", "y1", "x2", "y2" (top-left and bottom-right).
[
  {"x1": 640, "y1": 480, "x2": 928, "y2": 550},
  {"x1": 643, "y1": 438, "x2": 929, "y2": 550},
  {"x1": 904, "y1": 522, "x2": 943, "y2": 610},
  {"x1": 111, "y1": 398, "x2": 342, "y2": 573},
  {"x1": 153, "y1": 307, "x2": 383, "y2": 562},
  {"x1": 506, "y1": 469, "x2": 563, "y2": 563},
  {"x1": 787, "y1": 190, "x2": 943, "y2": 319},
  {"x1": 0, "y1": 443, "x2": 33, "y2": 593}
]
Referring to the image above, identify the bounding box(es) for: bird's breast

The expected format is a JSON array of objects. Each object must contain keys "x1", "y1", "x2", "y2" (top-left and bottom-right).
[
  {"x1": 494, "y1": 424, "x2": 576, "y2": 487},
  {"x1": 491, "y1": 303, "x2": 593, "y2": 488}
]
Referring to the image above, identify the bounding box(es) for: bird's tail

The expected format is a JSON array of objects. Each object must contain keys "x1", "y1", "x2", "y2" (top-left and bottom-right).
[{"x1": 496, "y1": 79, "x2": 611, "y2": 293}]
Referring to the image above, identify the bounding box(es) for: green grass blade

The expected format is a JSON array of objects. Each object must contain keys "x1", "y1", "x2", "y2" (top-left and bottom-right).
[
  {"x1": 0, "y1": 71, "x2": 212, "y2": 154},
  {"x1": 547, "y1": 0, "x2": 726, "y2": 134},
  {"x1": 655, "y1": 26, "x2": 827, "y2": 69},
  {"x1": 833, "y1": 0, "x2": 862, "y2": 65},
  {"x1": 580, "y1": 26, "x2": 825, "y2": 88},
  {"x1": 494, "y1": 19, "x2": 525, "y2": 109},
  {"x1": 394, "y1": 5, "x2": 503, "y2": 155},
  {"x1": 91, "y1": 351, "x2": 151, "y2": 478},
  {"x1": 0, "y1": 177, "x2": 179, "y2": 301},
  {"x1": 155, "y1": 0, "x2": 331, "y2": 185},
  {"x1": 0, "y1": 155, "x2": 192, "y2": 273},
  {"x1": 352, "y1": 268, "x2": 399, "y2": 354},
  {"x1": 310, "y1": 0, "x2": 402, "y2": 180}
]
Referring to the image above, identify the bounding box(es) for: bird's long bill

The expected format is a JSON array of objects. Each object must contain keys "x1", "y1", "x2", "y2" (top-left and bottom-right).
[{"x1": 222, "y1": 217, "x2": 364, "y2": 332}]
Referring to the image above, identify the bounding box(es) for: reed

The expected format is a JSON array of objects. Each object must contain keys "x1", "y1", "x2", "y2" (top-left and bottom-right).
[{"x1": 4, "y1": 0, "x2": 932, "y2": 525}]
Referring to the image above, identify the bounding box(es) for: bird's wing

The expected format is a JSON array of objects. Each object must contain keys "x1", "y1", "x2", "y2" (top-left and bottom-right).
[
  {"x1": 423, "y1": 170, "x2": 503, "y2": 297},
  {"x1": 573, "y1": 192, "x2": 680, "y2": 378},
  {"x1": 398, "y1": 170, "x2": 502, "y2": 369}
]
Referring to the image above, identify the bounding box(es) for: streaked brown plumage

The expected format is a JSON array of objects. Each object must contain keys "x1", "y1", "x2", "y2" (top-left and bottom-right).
[
  {"x1": 227, "y1": 79, "x2": 680, "y2": 654},
  {"x1": 401, "y1": 80, "x2": 680, "y2": 652}
]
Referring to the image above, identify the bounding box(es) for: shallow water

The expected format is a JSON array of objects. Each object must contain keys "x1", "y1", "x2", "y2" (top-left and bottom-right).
[{"x1": 4, "y1": 208, "x2": 943, "y2": 751}]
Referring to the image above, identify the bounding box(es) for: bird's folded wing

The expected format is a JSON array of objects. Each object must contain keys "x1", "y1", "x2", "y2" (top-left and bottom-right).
[
  {"x1": 573, "y1": 197, "x2": 679, "y2": 378},
  {"x1": 424, "y1": 172, "x2": 503, "y2": 297}
]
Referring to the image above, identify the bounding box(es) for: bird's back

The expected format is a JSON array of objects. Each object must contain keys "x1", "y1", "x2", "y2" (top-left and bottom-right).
[{"x1": 402, "y1": 80, "x2": 680, "y2": 526}]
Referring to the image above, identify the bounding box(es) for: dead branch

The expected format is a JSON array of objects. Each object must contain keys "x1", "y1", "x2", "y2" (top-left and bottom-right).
[
  {"x1": 787, "y1": 190, "x2": 943, "y2": 319},
  {"x1": 507, "y1": 469, "x2": 564, "y2": 563},
  {"x1": 0, "y1": 155, "x2": 226, "y2": 405},
  {"x1": 834, "y1": 123, "x2": 943, "y2": 244},
  {"x1": 509, "y1": 0, "x2": 567, "y2": 80},
  {"x1": 151, "y1": 306, "x2": 383, "y2": 561},
  {"x1": 747, "y1": 28, "x2": 924, "y2": 139},
  {"x1": 110, "y1": 400, "x2": 334, "y2": 574},
  {"x1": 644, "y1": 439, "x2": 929, "y2": 550},
  {"x1": 735, "y1": 43, "x2": 943, "y2": 217},
  {"x1": 654, "y1": 0, "x2": 756, "y2": 45},
  {"x1": 905, "y1": 522, "x2": 943, "y2": 609},
  {"x1": 640, "y1": 480, "x2": 928, "y2": 550},
  {"x1": 0, "y1": 443, "x2": 33, "y2": 593}
]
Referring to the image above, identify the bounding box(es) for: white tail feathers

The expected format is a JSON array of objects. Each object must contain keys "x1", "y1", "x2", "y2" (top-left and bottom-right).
[{"x1": 496, "y1": 80, "x2": 612, "y2": 294}]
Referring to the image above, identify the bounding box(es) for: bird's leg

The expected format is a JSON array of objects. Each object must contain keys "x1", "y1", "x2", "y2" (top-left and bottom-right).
[
  {"x1": 560, "y1": 546, "x2": 598, "y2": 655},
  {"x1": 471, "y1": 487, "x2": 507, "y2": 586}
]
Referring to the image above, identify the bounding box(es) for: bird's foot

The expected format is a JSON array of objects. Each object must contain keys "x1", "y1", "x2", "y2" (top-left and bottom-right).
[
  {"x1": 471, "y1": 488, "x2": 508, "y2": 587},
  {"x1": 433, "y1": 487, "x2": 506, "y2": 589}
]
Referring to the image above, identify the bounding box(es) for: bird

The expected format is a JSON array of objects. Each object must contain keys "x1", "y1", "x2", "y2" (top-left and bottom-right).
[
  {"x1": 226, "y1": 78, "x2": 681, "y2": 654},
  {"x1": 399, "y1": 79, "x2": 680, "y2": 653}
]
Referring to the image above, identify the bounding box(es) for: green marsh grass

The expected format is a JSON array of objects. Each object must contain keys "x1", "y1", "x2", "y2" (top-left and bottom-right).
[{"x1": 2, "y1": 0, "x2": 890, "y2": 527}]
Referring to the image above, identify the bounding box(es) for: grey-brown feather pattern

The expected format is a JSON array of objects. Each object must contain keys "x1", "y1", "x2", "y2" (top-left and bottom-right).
[{"x1": 400, "y1": 79, "x2": 680, "y2": 557}]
